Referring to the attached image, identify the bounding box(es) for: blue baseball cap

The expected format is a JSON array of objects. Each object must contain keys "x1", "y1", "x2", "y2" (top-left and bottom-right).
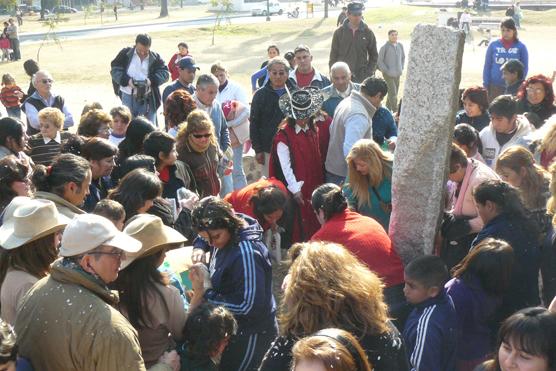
[{"x1": 179, "y1": 56, "x2": 199, "y2": 71}]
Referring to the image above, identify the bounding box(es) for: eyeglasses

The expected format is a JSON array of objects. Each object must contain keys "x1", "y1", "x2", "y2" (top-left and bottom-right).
[
  {"x1": 41, "y1": 79, "x2": 54, "y2": 84},
  {"x1": 88, "y1": 250, "x2": 126, "y2": 260},
  {"x1": 526, "y1": 87, "x2": 544, "y2": 95},
  {"x1": 192, "y1": 133, "x2": 212, "y2": 139}
]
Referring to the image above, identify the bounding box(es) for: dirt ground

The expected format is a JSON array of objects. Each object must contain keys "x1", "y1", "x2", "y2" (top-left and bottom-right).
[{"x1": 1, "y1": 6, "x2": 555, "y2": 122}]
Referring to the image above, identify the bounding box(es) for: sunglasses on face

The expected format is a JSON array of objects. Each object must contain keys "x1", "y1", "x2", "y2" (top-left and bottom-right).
[
  {"x1": 41, "y1": 79, "x2": 53, "y2": 84},
  {"x1": 192, "y1": 133, "x2": 212, "y2": 139}
]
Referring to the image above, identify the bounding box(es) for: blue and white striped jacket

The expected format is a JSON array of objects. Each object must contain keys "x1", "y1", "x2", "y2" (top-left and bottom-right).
[
  {"x1": 403, "y1": 290, "x2": 458, "y2": 371},
  {"x1": 193, "y1": 214, "x2": 277, "y2": 335}
]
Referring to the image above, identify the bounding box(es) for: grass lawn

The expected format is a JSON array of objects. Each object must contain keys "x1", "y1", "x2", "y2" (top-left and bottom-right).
[{"x1": 0, "y1": 5, "x2": 554, "y2": 119}]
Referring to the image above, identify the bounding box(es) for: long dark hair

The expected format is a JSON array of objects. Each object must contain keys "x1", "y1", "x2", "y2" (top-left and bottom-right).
[
  {"x1": 112, "y1": 250, "x2": 169, "y2": 328},
  {"x1": 32, "y1": 153, "x2": 91, "y2": 197},
  {"x1": 108, "y1": 169, "x2": 162, "y2": 221},
  {"x1": 311, "y1": 183, "x2": 347, "y2": 221},
  {"x1": 0, "y1": 234, "x2": 58, "y2": 296},
  {"x1": 451, "y1": 238, "x2": 514, "y2": 296},
  {"x1": 250, "y1": 185, "x2": 288, "y2": 222},
  {"x1": 0, "y1": 155, "x2": 30, "y2": 212},
  {"x1": 117, "y1": 116, "x2": 155, "y2": 162},
  {"x1": 473, "y1": 180, "x2": 537, "y2": 234}
]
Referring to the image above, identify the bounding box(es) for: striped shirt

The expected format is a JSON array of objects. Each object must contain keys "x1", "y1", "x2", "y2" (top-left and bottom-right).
[
  {"x1": 0, "y1": 85, "x2": 22, "y2": 108},
  {"x1": 27, "y1": 131, "x2": 72, "y2": 166}
]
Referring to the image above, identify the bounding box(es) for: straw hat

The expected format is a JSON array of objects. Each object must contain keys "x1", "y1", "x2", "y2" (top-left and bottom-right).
[
  {"x1": 1, "y1": 196, "x2": 32, "y2": 224},
  {"x1": 0, "y1": 199, "x2": 70, "y2": 250},
  {"x1": 121, "y1": 214, "x2": 187, "y2": 269}
]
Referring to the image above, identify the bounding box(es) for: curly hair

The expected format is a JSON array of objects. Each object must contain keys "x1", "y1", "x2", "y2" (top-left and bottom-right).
[
  {"x1": 78, "y1": 109, "x2": 113, "y2": 137},
  {"x1": 38, "y1": 107, "x2": 65, "y2": 130},
  {"x1": 280, "y1": 241, "x2": 389, "y2": 338},
  {"x1": 176, "y1": 109, "x2": 217, "y2": 153},
  {"x1": 182, "y1": 304, "x2": 237, "y2": 361},
  {"x1": 496, "y1": 146, "x2": 550, "y2": 209},
  {"x1": 0, "y1": 155, "x2": 30, "y2": 211},
  {"x1": 517, "y1": 74, "x2": 555, "y2": 110},
  {"x1": 164, "y1": 90, "x2": 197, "y2": 129}
]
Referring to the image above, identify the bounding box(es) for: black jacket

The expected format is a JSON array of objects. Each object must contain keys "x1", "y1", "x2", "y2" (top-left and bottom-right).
[
  {"x1": 249, "y1": 81, "x2": 294, "y2": 154},
  {"x1": 110, "y1": 47, "x2": 169, "y2": 110}
]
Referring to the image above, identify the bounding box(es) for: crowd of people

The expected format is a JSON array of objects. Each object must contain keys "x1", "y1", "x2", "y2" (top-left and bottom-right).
[{"x1": 0, "y1": 2, "x2": 556, "y2": 370}]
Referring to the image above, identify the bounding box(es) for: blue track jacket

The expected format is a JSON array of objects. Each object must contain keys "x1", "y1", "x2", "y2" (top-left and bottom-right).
[
  {"x1": 403, "y1": 291, "x2": 458, "y2": 371},
  {"x1": 193, "y1": 214, "x2": 277, "y2": 335}
]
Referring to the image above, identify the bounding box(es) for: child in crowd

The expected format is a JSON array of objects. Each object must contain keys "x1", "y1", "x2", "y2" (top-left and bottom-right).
[
  {"x1": 26, "y1": 107, "x2": 71, "y2": 166},
  {"x1": 108, "y1": 105, "x2": 132, "y2": 147},
  {"x1": 179, "y1": 303, "x2": 237, "y2": 371},
  {"x1": 445, "y1": 238, "x2": 514, "y2": 371},
  {"x1": 92, "y1": 199, "x2": 126, "y2": 231},
  {"x1": 0, "y1": 33, "x2": 10, "y2": 62},
  {"x1": 0, "y1": 319, "x2": 33, "y2": 371},
  {"x1": 0, "y1": 74, "x2": 23, "y2": 118},
  {"x1": 403, "y1": 255, "x2": 458, "y2": 371},
  {"x1": 501, "y1": 59, "x2": 525, "y2": 96},
  {"x1": 454, "y1": 123, "x2": 485, "y2": 163}
]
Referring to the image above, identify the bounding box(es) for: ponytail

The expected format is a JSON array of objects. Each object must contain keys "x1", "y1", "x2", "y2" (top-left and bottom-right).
[
  {"x1": 32, "y1": 154, "x2": 91, "y2": 196},
  {"x1": 311, "y1": 184, "x2": 347, "y2": 221}
]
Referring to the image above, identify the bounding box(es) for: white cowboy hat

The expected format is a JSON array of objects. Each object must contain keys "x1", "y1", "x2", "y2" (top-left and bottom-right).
[
  {"x1": 0, "y1": 199, "x2": 70, "y2": 250},
  {"x1": 121, "y1": 214, "x2": 187, "y2": 270},
  {"x1": 60, "y1": 214, "x2": 142, "y2": 257}
]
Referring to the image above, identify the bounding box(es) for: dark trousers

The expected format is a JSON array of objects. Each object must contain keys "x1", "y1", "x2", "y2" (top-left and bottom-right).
[
  {"x1": 9, "y1": 38, "x2": 20, "y2": 60},
  {"x1": 220, "y1": 327, "x2": 277, "y2": 371}
]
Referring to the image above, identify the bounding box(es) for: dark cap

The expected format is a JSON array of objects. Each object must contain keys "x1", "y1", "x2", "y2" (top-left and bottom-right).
[
  {"x1": 347, "y1": 2, "x2": 364, "y2": 15},
  {"x1": 179, "y1": 56, "x2": 199, "y2": 71}
]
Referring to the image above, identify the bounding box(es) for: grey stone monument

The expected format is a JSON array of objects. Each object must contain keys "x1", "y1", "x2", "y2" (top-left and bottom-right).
[{"x1": 389, "y1": 24, "x2": 465, "y2": 265}]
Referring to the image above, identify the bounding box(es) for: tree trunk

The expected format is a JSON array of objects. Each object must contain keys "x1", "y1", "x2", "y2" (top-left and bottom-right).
[
  {"x1": 40, "y1": 0, "x2": 46, "y2": 19},
  {"x1": 160, "y1": 0, "x2": 168, "y2": 17}
]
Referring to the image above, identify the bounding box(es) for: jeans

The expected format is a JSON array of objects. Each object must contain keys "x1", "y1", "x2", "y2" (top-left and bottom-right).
[
  {"x1": 231, "y1": 145, "x2": 247, "y2": 190},
  {"x1": 9, "y1": 38, "x2": 20, "y2": 60},
  {"x1": 220, "y1": 173, "x2": 233, "y2": 198},
  {"x1": 121, "y1": 91, "x2": 157, "y2": 125},
  {"x1": 6, "y1": 106, "x2": 21, "y2": 119},
  {"x1": 325, "y1": 171, "x2": 345, "y2": 186},
  {"x1": 383, "y1": 74, "x2": 401, "y2": 112}
]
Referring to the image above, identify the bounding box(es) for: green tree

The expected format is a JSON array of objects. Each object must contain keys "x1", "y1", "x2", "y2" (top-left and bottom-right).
[
  {"x1": 209, "y1": 0, "x2": 233, "y2": 45},
  {"x1": 0, "y1": 0, "x2": 17, "y2": 11}
]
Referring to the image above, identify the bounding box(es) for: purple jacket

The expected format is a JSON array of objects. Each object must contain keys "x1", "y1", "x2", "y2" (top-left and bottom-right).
[{"x1": 445, "y1": 276, "x2": 500, "y2": 361}]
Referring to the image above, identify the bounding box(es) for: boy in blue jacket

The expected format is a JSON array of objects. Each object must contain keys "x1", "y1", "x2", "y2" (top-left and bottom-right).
[{"x1": 403, "y1": 255, "x2": 458, "y2": 371}]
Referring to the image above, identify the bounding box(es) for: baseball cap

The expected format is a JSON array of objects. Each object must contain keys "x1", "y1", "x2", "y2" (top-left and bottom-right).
[
  {"x1": 347, "y1": 2, "x2": 364, "y2": 15},
  {"x1": 60, "y1": 214, "x2": 142, "y2": 257},
  {"x1": 179, "y1": 56, "x2": 200, "y2": 71}
]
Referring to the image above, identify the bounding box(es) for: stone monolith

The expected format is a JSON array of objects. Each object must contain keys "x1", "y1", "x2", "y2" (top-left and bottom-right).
[{"x1": 389, "y1": 24, "x2": 465, "y2": 265}]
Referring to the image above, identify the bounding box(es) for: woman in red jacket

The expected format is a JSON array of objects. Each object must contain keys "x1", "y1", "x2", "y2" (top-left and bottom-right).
[
  {"x1": 269, "y1": 87, "x2": 324, "y2": 240},
  {"x1": 310, "y1": 183, "x2": 408, "y2": 328}
]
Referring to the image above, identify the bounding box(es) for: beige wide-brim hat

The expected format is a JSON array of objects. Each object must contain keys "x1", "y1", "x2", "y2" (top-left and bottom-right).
[
  {"x1": 0, "y1": 199, "x2": 70, "y2": 250},
  {"x1": 121, "y1": 214, "x2": 187, "y2": 270}
]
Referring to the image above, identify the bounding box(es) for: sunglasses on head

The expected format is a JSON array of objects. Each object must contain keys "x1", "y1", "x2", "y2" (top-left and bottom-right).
[{"x1": 192, "y1": 133, "x2": 212, "y2": 139}]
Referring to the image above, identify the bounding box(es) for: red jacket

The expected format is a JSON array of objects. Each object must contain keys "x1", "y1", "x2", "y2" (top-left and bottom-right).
[{"x1": 311, "y1": 209, "x2": 404, "y2": 287}]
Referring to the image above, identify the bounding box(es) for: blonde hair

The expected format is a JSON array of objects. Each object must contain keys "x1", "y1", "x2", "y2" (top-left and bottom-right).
[
  {"x1": 496, "y1": 146, "x2": 550, "y2": 209},
  {"x1": 346, "y1": 139, "x2": 393, "y2": 209},
  {"x1": 291, "y1": 329, "x2": 373, "y2": 371},
  {"x1": 38, "y1": 107, "x2": 65, "y2": 130},
  {"x1": 176, "y1": 109, "x2": 217, "y2": 149},
  {"x1": 538, "y1": 116, "x2": 556, "y2": 155},
  {"x1": 280, "y1": 241, "x2": 389, "y2": 338},
  {"x1": 547, "y1": 162, "x2": 556, "y2": 224}
]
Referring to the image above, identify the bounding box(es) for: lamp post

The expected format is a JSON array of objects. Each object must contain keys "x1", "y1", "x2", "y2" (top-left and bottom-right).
[{"x1": 266, "y1": 0, "x2": 270, "y2": 21}]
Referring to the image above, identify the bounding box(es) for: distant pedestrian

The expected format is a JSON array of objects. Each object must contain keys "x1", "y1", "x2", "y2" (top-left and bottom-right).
[
  {"x1": 329, "y1": 2, "x2": 378, "y2": 83},
  {"x1": 6, "y1": 19, "x2": 20, "y2": 61},
  {"x1": 377, "y1": 30, "x2": 405, "y2": 112},
  {"x1": 336, "y1": 6, "x2": 347, "y2": 26},
  {"x1": 114, "y1": 5, "x2": 118, "y2": 20}
]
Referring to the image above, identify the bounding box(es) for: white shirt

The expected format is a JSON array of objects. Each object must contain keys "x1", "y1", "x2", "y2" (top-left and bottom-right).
[
  {"x1": 120, "y1": 49, "x2": 150, "y2": 95},
  {"x1": 276, "y1": 124, "x2": 307, "y2": 194},
  {"x1": 43, "y1": 131, "x2": 61, "y2": 144}
]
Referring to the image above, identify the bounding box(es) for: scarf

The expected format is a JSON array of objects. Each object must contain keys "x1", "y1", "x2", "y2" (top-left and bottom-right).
[{"x1": 188, "y1": 136, "x2": 210, "y2": 153}]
